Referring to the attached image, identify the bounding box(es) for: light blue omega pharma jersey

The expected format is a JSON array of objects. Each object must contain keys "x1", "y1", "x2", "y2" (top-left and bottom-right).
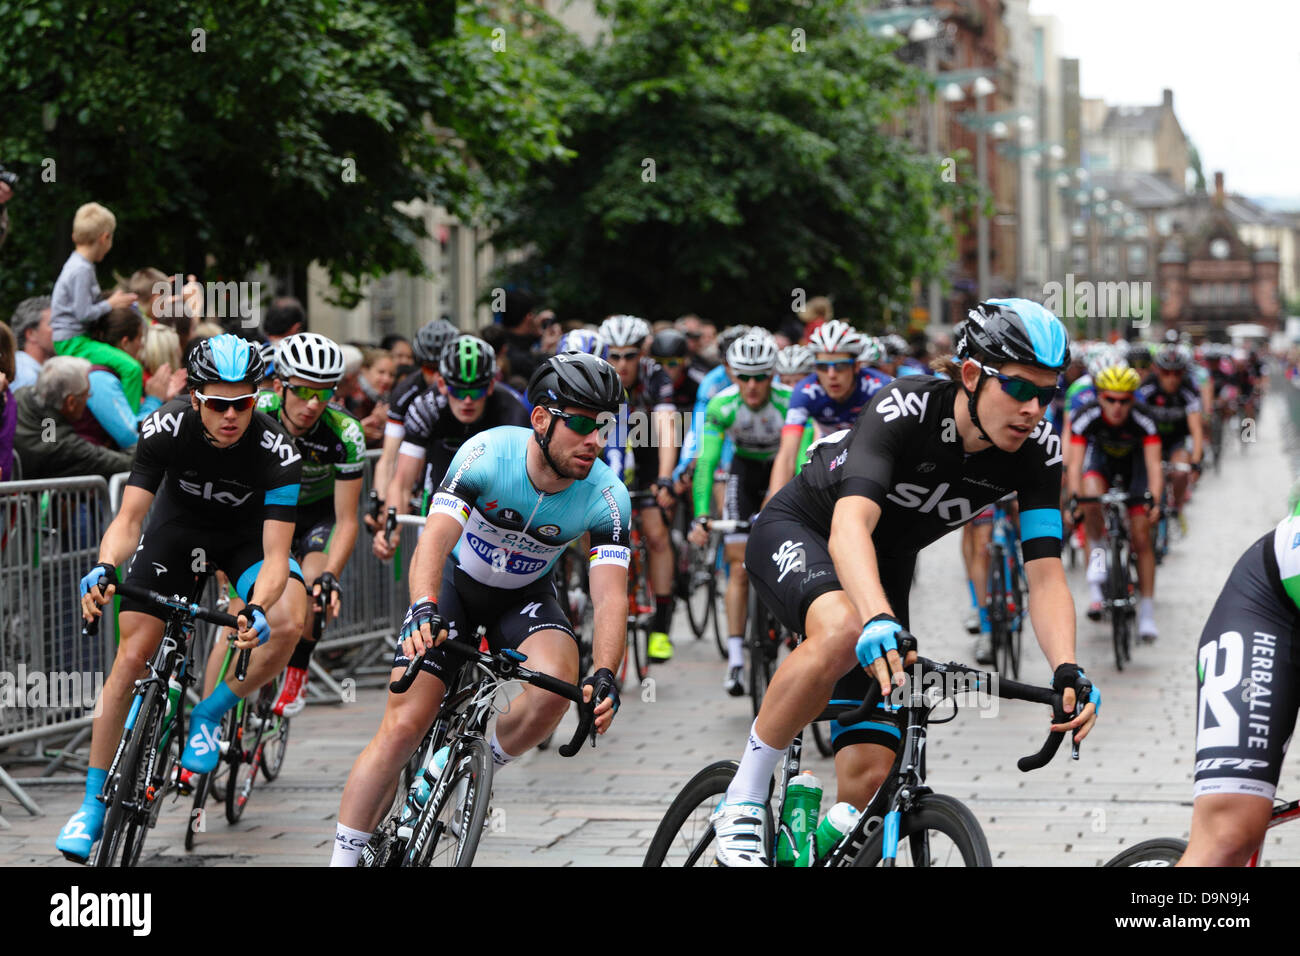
[{"x1": 428, "y1": 426, "x2": 633, "y2": 588}]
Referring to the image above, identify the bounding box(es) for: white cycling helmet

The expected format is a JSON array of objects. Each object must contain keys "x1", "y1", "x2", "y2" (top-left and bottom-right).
[
  {"x1": 1085, "y1": 345, "x2": 1124, "y2": 381},
  {"x1": 858, "y1": 336, "x2": 885, "y2": 365},
  {"x1": 598, "y1": 314, "x2": 650, "y2": 348},
  {"x1": 276, "y1": 332, "x2": 345, "y2": 385},
  {"x1": 728, "y1": 332, "x2": 779, "y2": 375},
  {"x1": 808, "y1": 320, "x2": 865, "y2": 357},
  {"x1": 775, "y1": 344, "x2": 814, "y2": 377}
]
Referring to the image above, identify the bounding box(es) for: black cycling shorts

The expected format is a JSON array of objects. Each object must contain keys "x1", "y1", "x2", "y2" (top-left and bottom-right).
[
  {"x1": 1081, "y1": 445, "x2": 1150, "y2": 502},
  {"x1": 292, "y1": 499, "x2": 336, "y2": 559},
  {"x1": 744, "y1": 496, "x2": 915, "y2": 754},
  {"x1": 722, "y1": 456, "x2": 772, "y2": 535},
  {"x1": 1193, "y1": 533, "x2": 1300, "y2": 802},
  {"x1": 121, "y1": 506, "x2": 304, "y2": 621},
  {"x1": 392, "y1": 559, "x2": 577, "y2": 683}
]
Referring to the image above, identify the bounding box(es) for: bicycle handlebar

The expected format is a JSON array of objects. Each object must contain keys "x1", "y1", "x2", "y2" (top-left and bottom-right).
[
  {"x1": 835, "y1": 655, "x2": 1079, "y2": 773},
  {"x1": 388, "y1": 637, "x2": 596, "y2": 758}
]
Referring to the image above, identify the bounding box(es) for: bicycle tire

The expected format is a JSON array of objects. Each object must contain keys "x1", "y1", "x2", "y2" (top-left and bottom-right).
[
  {"x1": 632, "y1": 620, "x2": 649, "y2": 682},
  {"x1": 1110, "y1": 539, "x2": 1127, "y2": 671},
  {"x1": 121, "y1": 685, "x2": 174, "y2": 867},
  {"x1": 225, "y1": 707, "x2": 257, "y2": 824},
  {"x1": 684, "y1": 544, "x2": 711, "y2": 640},
  {"x1": 987, "y1": 543, "x2": 1009, "y2": 673},
  {"x1": 746, "y1": 589, "x2": 771, "y2": 718},
  {"x1": 408, "y1": 735, "x2": 494, "y2": 867},
  {"x1": 258, "y1": 715, "x2": 291, "y2": 782},
  {"x1": 1104, "y1": 837, "x2": 1187, "y2": 866},
  {"x1": 811, "y1": 721, "x2": 834, "y2": 758},
  {"x1": 644, "y1": 760, "x2": 741, "y2": 867},
  {"x1": 1004, "y1": 553, "x2": 1025, "y2": 680},
  {"x1": 852, "y1": 793, "x2": 991, "y2": 867},
  {"x1": 95, "y1": 683, "x2": 163, "y2": 867},
  {"x1": 185, "y1": 769, "x2": 210, "y2": 851}
]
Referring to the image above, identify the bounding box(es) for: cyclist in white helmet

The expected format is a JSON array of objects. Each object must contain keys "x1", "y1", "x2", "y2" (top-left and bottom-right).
[{"x1": 775, "y1": 344, "x2": 814, "y2": 387}]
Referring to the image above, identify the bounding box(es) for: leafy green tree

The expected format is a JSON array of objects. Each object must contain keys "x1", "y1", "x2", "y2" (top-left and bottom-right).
[
  {"x1": 0, "y1": 0, "x2": 569, "y2": 313},
  {"x1": 490, "y1": 0, "x2": 979, "y2": 327}
]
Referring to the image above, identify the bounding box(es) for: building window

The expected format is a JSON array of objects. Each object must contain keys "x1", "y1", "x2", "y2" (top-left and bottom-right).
[
  {"x1": 1071, "y1": 245, "x2": 1088, "y2": 271},
  {"x1": 1128, "y1": 244, "x2": 1147, "y2": 274},
  {"x1": 1155, "y1": 213, "x2": 1172, "y2": 237},
  {"x1": 1102, "y1": 245, "x2": 1119, "y2": 275}
]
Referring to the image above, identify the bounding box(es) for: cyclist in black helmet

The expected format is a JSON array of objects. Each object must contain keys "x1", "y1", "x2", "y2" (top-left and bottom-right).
[{"x1": 332, "y1": 352, "x2": 630, "y2": 866}]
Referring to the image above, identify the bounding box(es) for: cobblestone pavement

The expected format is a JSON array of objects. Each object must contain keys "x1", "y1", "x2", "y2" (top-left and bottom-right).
[{"x1": 3, "y1": 393, "x2": 1295, "y2": 866}]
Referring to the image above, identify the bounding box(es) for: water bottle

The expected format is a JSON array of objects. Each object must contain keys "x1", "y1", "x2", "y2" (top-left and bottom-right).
[
  {"x1": 160, "y1": 676, "x2": 184, "y2": 751},
  {"x1": 775, "y1": 772, "x2": 822, "y2": 867},
  {"x1": 812, "y1": 802, "x2": 861, "y2": 862},
  {"x1": 399, "y1": 747, "x2": 448, "y2": 824}
]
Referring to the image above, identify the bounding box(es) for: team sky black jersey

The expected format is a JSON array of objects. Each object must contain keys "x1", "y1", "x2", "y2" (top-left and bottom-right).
[
  {"x1": 1135, "y1": 378, "x2": 1201, "y2": 443},
  {"x1": 399, "y1": 386, "x2": 531, "y2": 497},
  {"x1": 386, "y1": 369, "x2": 431, "y2": 427},
  {"x1": 782, "y1": 377, "x2": 1064, "y2": 561},
  {"x1": 127, "y1": 399, "x2": 303, "y2": 524},
  {"x1": 1068, "y1": 400, "x2": 1160, "y2": 460}
]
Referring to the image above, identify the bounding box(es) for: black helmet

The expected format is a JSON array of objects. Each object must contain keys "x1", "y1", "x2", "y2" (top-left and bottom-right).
[
  {"x1": 650, "y1": 329, "x2": 689, "y2": 360},
  {"x1": 439, "y1": 335, "x2": 497, "y2": 389},
  {"x1": 527, "y1": 353, "x2": 625, "y2": 415},
  {"x1": 188, "y1": 333, "x2": 266, "y2": 389},
  {"x1": 412, "y1": 319, "x2": 459, "y2": 365},
  {"x1": 1153, "y1": 343, "x2": 1188, "y2": 372},
  {"x1": 956, "y1": 298, "x2": 1069, "y2": 373},
  {"x1": 1125, "y1": 340, "x2": 1153, "y2": 369}
]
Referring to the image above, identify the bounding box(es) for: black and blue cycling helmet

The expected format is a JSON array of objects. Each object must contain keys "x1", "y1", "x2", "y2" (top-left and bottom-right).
[
  {"x1": 957, "y1": 298, "x2": 1070, "y2": 374},
  {"x1": 188, "y1": 333, "x2": 267, "y2": 388}
]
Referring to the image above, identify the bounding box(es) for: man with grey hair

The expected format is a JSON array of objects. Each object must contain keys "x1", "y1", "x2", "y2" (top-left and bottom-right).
[
  {"x1": 12, "y1": 356, "x2": 132, "y2": 479},
  {"x1": 11, "y1": 295, "x2": 53, "y2": 391}
]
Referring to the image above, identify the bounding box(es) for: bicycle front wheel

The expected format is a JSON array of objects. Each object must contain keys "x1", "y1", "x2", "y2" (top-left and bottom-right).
[
  {"x1": 410, "y1": 735, "x2": 494, "y2": 867},
  {"x1": 644, "y1": 760, "x2": 743, "y2": 867},
  {"x1": 853, "y1": 794, "x2": 991, "y2": 867},
  {"x1": 95, "y1": 683, "x2": 163, "y2": 867},
  {"x1": 1104, "y1": 838, "x2": 1186, "y2": 866},
  {"x1": 225, "y1": 708, "x2": 257, "y2": 824}
]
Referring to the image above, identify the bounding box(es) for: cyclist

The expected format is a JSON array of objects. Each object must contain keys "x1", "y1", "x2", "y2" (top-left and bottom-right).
[
  {"x1": 373, "y1": 336, "x2": 529, "y2": 558},
  {"x1": 709, "y1": 299, "x2": 1099, "y2": 867},
  {"x1": 1136, "y1": 343, "x2": 1204, "y2": 519},
  {"x1": 599, "y1": 314, "x2": 680, "y2": 662},
  {"x1": 231, "y1": 333, "x2": 368, "y2": 717},
  {"x1": 1178, "y1": 490, "x2": 1300, "y2": 866},
  {"x1": 365, "y1": 318, "x2": 459, "y2": 533},
  {"x1": 775, "y1": 344, "x2": 814, "y2": 388},
  {"x1": 685, "y1": 333, "x2": 789, "y2": 695},
  {"x1": 1067, "y1": 363, "x2": 1163, "y2": 639},
  {"x1": 59, "y1": 334, "x2": 307, "y2": 862},
  {"x1": 331, "y1": 353, "x2": 630, "y2": 866},
  {"x1": 766, "y1": 320, "x2": 891, "y2": 498},
  {"x1": 673, "y1": 324, "x2": 755, "y2": 488}
]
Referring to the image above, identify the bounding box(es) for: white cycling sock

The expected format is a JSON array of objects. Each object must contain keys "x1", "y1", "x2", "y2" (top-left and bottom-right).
[
  {"x1": 1088, "y1": 581, "x2": 1104, "y2": 605},
  {"x1": 1139, "y1": 597, "x2": 1155, "y2": 621},
  {"x1": 329, "y1": 823, "x2": 372, "y2": 867},
  {"x1": 725, "y1": 720, "x2": 784, "y2": 805},
  {"x1": 728, "y1": 635, "x2": 745, "y2": 669},
  {"x1": 489, "y1": 729, "x2": 516, "y2": 768},
  {"x1": 1086, "y1": 541, "x2": 1107, "y2": 584}
]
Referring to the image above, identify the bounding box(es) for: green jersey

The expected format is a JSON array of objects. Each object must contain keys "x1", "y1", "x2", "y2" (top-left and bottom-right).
[
  {"x1": 692, "y1": 382, "x2": 791, "y2": 516},
  {"x1": 256, "y1": 391, "x2": 366, "y2": 506}
]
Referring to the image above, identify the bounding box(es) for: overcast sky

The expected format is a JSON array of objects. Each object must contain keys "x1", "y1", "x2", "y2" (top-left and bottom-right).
[{"x1": 1028, "y1": 0, "x2": 1300, "y2": 204}]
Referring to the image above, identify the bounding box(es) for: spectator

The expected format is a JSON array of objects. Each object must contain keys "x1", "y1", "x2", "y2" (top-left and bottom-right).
[
  {"x1": 261, "y1": 296, "x2": 306, "y2": 374},
  {"x1": 536, "y1": 309, "x2": 562, "y2": 355},
  {"x1": 498, "y1": 289, "x2": 543, "y2": 382},
  {"x1": 50, "y1": 202, "x2": 142, "y2": 409},
  {"x1": 83, "y1": 307, "x2": 186, "y2": 449},
  {"x1": 797, "y1": 295, "x2": 834, "y2": 345},
  {"x1": 12, "y1": 356, "x2": 133, "y2": 480},
  {"x1": 380, "y1": 333, "x2": 414, "y2": 370},
  {"x1": 124, "y1": 267, "x2": 169, "y2": 323},
  {"x1": 348, "y1": 348, "x2": 395, "y2": 447},
  {"x1": 0, "y1": 168, "x2": 13, "y2": 250},
  {"x1": 334, "y1": 344, "x2": 364, "y2": 409},
  {"x1": 0, "y1": 321, "x2": 16, "y2": 480},
  {"x1": 11, "y1": 296, "x2": 53, "y2": 391},
  {"x1": 142, "y1": 324, "x2": 182, "y2": 382}
]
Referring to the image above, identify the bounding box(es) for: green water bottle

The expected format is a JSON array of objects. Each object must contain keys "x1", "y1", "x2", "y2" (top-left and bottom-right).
[
  {"x1": 775, "y1": 772, "x2": 822, "y2": 867},
  {"x1": 159, "y1": 675, "x2": 183, "y2": 750},
  {"x1": 812, "y1": 801, "x2": 861, "y2": 863}
]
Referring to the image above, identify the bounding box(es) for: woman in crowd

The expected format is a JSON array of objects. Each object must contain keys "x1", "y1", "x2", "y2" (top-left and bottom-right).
[
  {"x1": 350, "y1": 347, "x2": 396, "y2": 448},
  {"x1": 380, "y1": 333, "x2": 414, "y2": 371},
  {"x1": 84, "y1": 308, "x2": 186, "y2": 449},
  {"x1": 0, "y1": 321, "x2": 17, "y2": 480}
]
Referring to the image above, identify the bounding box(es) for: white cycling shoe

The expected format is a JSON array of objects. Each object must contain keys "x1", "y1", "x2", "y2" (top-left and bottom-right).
[{"x1": 709, "y1": 798, "x2": 769, "y2": 867}]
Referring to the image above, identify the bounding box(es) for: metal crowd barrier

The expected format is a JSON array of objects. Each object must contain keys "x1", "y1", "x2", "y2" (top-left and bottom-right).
[{"x1": 0, "y1": 449, "x2": 420, "y2": 819}]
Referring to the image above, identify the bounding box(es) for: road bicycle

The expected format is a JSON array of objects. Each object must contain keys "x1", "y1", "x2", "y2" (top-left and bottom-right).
[
  {"x1": 681, "y1": 473, "x2": 731, "y2": 657},
  {"x1": 985, "y1": 497, "x2": 1026, "y2": 679},
  {"x1": 1105, "y1": 798, "x2": 1300, "y2": 866},
  {"x1": 644, "y1": 642, "x2": 1086, "y2": 867},
  {"x1": 360, "y1": 628, "x2": 598, "y2": 867},
  {"x1": 1074, "y1": 478, "x2": 1151, "y2": 671},
  {"x1": 83, "y1": 579, "x2": 240, "y2": 867}
]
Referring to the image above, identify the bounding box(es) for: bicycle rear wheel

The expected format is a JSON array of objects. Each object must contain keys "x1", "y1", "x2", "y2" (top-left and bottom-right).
[
  {"x1": 853, "y1": 793, "x2": 990, "y2": 867},
  {"x1": 409, "y1": 735, "x2": 494, "y2": 867},
  {"x1": 226, "y1": 707, "x2": 258, "y2": 824},
  {"x1": 987, "y1": 544, "x2": 1009, "y2": 673},
  {"x1": 1109, "y1": 540, "x2": 1128, "y2": 670},
  {"x1": 811, "y1": 721, "x2": 834, "y2": 758},
  {"x1": 1002, "y1": 554, "x2": 1025, "y2": 680},
  {"x1": 1104, "y1": 837, "x2": 1186, "y2": 866},
  {"x1": 746, "y1": 589, "x2": 774, "y2": 718}
]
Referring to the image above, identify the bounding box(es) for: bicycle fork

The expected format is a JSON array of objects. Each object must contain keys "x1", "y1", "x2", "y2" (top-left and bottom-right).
[{"x1": 879, "y1": 703, "x2": 928, "y2": 867}]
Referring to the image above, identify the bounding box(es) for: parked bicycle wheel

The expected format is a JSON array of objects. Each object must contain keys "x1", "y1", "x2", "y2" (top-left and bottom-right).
[
  {"x1": 852, "y1": 793, "x2": 991, "y2": 867},
  {"x1": 410, "y1": 736, "x2": 494, "y2": 867},
  {"x1": 1104, "y1": 837, "x2": 1186, "y2": 866}
]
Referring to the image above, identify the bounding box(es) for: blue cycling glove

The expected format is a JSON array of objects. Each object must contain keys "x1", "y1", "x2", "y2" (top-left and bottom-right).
[
  {"x1": 80, "y1": 562, "x2": 117, "y2": 598},
  {"x1": 1052, "y1": 663, "x2": 1100, "y2": 715},
  {"x1": 240, "y1": 603, "x2": 271, "y2": 646},
  {"x1": 855, "y1": 613, "x2": 902, "y2": 670}
]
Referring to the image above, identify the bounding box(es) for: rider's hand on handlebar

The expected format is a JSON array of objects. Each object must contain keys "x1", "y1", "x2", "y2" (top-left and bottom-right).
[
  {"x1": 855, "y1": 613, "x2": 908, "y2": 706},
  {"x1": 654, "y1": 477, "x2": 676, "y2": 511},
  {"x1": 399, "y1": 597, "x2": 448, "y2": 660},
  {"x1": 233, "y1": 603, "x2": 270, "y2": 649},
  {"x1": 79, "y1": 562, "x2": 118, "y2": 622},
  {"x1": 582, "y1": 667, "x2": 620, "y2": 735},
  {"x1": 1050, "y1": 662, "x2": 1100, "y2": 744},
  {"x1": 312, "y1": 571, "x2": 342, "y2": 619},
  {"x1": 687, "y1": 516, "x2": 709, "y2": 548},
  {"x1": 372, "y1": 526, "x2": 397, "y2": 561}
]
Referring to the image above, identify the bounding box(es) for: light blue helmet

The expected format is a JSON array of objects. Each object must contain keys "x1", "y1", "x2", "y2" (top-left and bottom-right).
[
  {"x1": 959, "y1": 298, "x2": 1069, "y2": 372},
  {"x1": 188, "y1": 333, "x2": 266, "y2": 387}
]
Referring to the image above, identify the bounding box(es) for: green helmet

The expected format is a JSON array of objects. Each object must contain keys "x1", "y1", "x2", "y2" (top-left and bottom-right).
[{"x1": 439, "y1": 335, "x2": 497, "y2": 389}]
